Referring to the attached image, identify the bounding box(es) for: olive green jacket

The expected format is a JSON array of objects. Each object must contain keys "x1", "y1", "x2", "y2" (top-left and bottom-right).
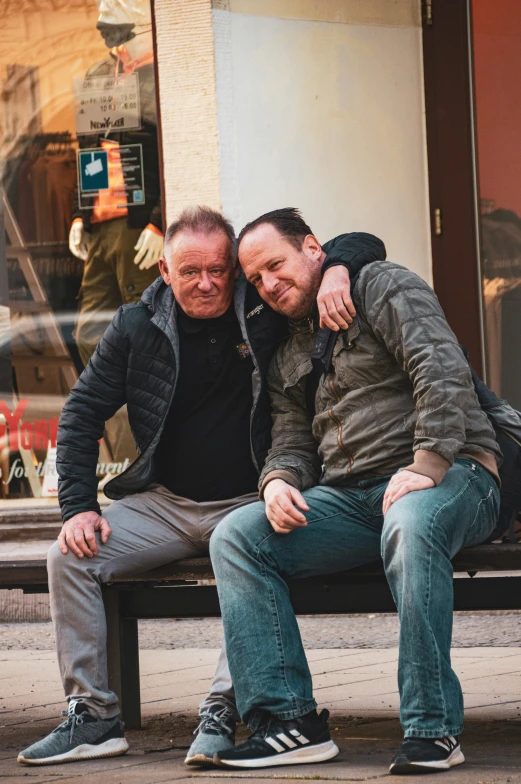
[{"x1": 260, "y1": 262, "x2": 501, "y2": 493}]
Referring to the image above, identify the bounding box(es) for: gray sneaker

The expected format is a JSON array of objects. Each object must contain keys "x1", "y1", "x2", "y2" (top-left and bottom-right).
[
  {"x1": 17, "y1": 700, "x2": 129, "y2": 766},
  {"x1": 185, "y1": 706, "x2": 236, "y2": 766}
]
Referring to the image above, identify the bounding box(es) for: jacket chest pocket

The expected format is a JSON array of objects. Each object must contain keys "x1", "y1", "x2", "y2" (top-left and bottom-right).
[
  {"x1": 335, "y1": 318, "x2": 361, "y2": 353},
  {"x1": 279, "y1": 332, "x2": 315, "y2": 393},
  {"x1": 331, "y1": 320, "x2": 362, "y2": 384},
  {"x1": 282, "y1": 356, "x2": 313, "y2": 393},
  {"x1": 331, "y1": 320, "x2": 391, "y2": 391}
]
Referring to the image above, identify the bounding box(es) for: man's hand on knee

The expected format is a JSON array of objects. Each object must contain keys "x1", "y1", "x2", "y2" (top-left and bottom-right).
[
  {"x1": 263, "y1": 479, "x2": 310, "y2": 534},
  {"x1": 57, "y1": 511, "x2": 112, "y2": 558},
  {"x1": 382, "y1": 470, "x2": 434, "y2": 515}
]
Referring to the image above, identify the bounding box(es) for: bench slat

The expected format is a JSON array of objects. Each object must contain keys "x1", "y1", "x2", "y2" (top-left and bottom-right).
[{"x1": 1, "y1": 544, "x2": 520, "y2": 588}]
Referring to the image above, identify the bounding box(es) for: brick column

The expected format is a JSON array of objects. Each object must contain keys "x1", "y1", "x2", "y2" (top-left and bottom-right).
[{"x1": 154, "y1": 0, "x2": 221, "y2": 222}]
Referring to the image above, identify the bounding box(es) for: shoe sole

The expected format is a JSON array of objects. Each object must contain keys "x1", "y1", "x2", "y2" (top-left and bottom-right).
[
  {"x1": 214, "y1": 740, "x2": 339, "y2": 769},
  {"x1": 17, "y1": 737, "x2": 129, "y2": 766},
  {"x1": 390, "y1": 747, "x2": 465, "y2": 775},
  {"x1": 185, "y1": 753, "x2": 215, "y2": 767}
]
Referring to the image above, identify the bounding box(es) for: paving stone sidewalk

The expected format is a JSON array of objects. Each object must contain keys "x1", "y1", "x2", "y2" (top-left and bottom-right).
[
  {"x1": 2, "y1": 612, "x2": 521, "y2": 648},
  {"x1": 1, "y1": 646, "x2": 520, "y2": 783}
]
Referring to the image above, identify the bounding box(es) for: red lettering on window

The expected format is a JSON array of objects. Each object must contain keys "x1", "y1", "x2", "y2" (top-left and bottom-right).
[
  {"x1": 49, "y1": 417, "x2": 59, "y2": 449},
  {"x1": 0, "y1": 400, "x2": 28, "y2": 451},
  {"x1": 33, "y1": 420, "x2": 48, "y2": 450},
  {"x1": 20, "y1": 422, "x2": 34, "y2": 450}
]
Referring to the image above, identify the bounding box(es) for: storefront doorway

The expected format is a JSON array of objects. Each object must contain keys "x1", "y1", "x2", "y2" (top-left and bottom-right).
[
  {"x1": 472, "y1": 0, "x2": 521, "y2": 409},
  {"x1": 423, "y1": 0, "x2": 521, "y2": 409},
  {"x1": 423, "y1": 0, "x2": 521, "y2": 408}
]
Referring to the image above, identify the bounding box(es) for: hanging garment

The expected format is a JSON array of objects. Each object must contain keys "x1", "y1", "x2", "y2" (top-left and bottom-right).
[
  {"x1": 17, "y1": 157, "x2": 37, "y2": 242},
  {"x1": 46, "y1": 151, "x2": 77, "y2": 242},
  {"x1": 30, "y1": 150, "x2": 77, "y2": 243},
  {"x1": 481, "y1": 210, "x2": 521, "y2": 279}
]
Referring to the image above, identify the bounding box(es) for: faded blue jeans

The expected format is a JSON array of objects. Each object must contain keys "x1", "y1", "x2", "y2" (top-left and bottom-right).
[{"x1": 210, "y1": 458, "x2": 499, "y2": 738}]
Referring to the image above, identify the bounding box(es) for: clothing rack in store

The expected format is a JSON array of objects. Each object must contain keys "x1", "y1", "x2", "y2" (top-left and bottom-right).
[
  {"x1": 17, "y1": 131, "x2": 76, "y2": 147},
  {"x1": 6, "y1": 132, "x2": 78, "y2": 249},
  {"x1": 8, "y1": 132, "x2": 76, "y2": 164}
]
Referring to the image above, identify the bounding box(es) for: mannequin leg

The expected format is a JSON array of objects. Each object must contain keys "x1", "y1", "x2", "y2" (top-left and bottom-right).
[
  {"x1": 114, "y1": 222, "x2": 159, "y2": 305},
  {"x1": 74, "y1": 221, "x2": 123, "y2": 367}
]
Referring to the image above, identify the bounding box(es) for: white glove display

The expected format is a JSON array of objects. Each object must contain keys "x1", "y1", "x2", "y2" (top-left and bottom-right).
[
  {"x1": 68, "y1": 220, "x2": 90, "y2": 261},
  {"x1": 134, "y1": 227, "x2": 163, "y2": 270}
]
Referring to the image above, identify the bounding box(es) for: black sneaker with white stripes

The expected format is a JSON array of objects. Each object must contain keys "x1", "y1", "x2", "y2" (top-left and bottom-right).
[
  {"x1": 389, "y1": 735, "x2": 464, "y2": 774},
  {"x1": 214, "y1": 709, "x2": 339, "y2": 769}
]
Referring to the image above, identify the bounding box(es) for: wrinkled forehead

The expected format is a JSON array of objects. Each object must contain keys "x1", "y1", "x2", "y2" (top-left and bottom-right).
[
  {"x1": 168, "y1": 230, "x2": 233, "y2": 268},
  {"x1": 96, "y1": 0, "x2": 151, "y2": 26}
]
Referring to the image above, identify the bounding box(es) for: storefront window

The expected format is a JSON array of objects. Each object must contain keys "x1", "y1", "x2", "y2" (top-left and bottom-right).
[
  {"x1": 0, "y1": 0, "x2": 163, "y2": 503},
  {"x1": 472, "y1": 0, "x2": 521, "y2": 408}
]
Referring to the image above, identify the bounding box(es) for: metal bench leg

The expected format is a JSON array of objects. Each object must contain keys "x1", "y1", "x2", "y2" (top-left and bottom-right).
[{"x1": 104, "y1": 588, "x2": 141, "y2": 729}]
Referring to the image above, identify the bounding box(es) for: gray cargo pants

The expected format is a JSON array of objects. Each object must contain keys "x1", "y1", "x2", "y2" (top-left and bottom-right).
[{"x1": 47, "y1": 484, "x2": 257, "y2": 720}]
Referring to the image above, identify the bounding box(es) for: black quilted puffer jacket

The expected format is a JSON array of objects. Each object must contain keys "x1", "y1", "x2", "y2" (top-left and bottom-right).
[{"x1": 57, "y1": 232, "x2": 386, "y2": 521}]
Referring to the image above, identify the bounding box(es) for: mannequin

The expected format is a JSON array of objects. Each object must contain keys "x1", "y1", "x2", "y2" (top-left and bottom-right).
[{"x1": 70, "y1": 0, "x2": 163, "y2": 367}]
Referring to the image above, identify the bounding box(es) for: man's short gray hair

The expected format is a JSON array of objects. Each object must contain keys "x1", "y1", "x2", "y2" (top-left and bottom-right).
[{"x1": 163, "y1": 205, "x2": 236, "y2": 264}]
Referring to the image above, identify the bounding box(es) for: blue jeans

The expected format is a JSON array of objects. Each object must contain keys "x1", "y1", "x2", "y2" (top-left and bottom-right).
[{"x1": 210, "y1": 458, "x2": 499, "y2": 738}]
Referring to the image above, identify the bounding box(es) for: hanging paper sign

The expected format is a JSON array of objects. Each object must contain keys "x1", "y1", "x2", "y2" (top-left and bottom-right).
[{"x1": 74, "y1": 73, "x2": 141, "y2": 135}]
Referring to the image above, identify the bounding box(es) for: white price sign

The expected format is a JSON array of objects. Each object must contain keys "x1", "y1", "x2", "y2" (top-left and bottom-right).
[
  {"x1": 41, "y1": 446, "x2": 58, "y2": 497},
  {"x1": 74, "y1": 73, "x2": 141, "y2": 135}
]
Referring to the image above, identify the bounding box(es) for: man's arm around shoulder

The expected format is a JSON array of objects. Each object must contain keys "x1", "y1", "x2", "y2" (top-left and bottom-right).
[{"x1": 317, "y1": 232, "x2": 386, "y2": 331}]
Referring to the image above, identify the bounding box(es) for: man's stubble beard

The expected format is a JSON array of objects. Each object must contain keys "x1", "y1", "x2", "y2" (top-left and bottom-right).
[
  {"x1": 283, "y1": 290, "x2": 317, "y2": 320},
  {"x1": 282, "y1": 264, "x2": 322, "y2": 321}
]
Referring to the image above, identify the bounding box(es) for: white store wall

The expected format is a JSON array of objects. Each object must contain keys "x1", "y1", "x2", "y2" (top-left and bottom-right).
[{"x1": 212, "y1": 1, "x2": 432, "y2": 282}]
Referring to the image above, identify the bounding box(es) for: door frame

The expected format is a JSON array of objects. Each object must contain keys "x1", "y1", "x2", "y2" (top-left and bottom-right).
[
  {"x1": 421, "y1": 0, "x2": 485, "y2": 375},
  {"x1": 151, "y1": 0, "x2": 167, "y2": 231}
]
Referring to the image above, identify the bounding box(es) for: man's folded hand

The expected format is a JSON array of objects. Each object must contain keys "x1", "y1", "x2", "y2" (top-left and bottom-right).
[{"x1": 263, "y1": 478, "x2": 310, "y2": 534}]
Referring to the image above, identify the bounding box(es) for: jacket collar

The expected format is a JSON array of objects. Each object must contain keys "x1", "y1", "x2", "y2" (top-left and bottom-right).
[
  {"x1": 233, "y1": 273, "x2": 247, "y2": 326},
  {"x1": 289, "y1": 304, "x2": 320, "y2": 335},
  {"x1": 142, "y1": 276, "x2": 168, "y2": 313}
]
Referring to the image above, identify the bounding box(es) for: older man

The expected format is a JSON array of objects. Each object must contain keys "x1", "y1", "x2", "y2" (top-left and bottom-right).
[
  {"x1": 210, "y1": 208, "x2": 501, "y2": 773},
  {"x1": 17, "y1": 206, "x2": 384, "y2": 766}
]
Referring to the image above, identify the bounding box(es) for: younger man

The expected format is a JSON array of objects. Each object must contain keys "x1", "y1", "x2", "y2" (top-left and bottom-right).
[{"x1": 211, "y1": 209, "x2": 501, "y2": 774}]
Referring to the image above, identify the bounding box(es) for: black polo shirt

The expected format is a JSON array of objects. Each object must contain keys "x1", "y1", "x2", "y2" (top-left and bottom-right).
[{"x1": 153, "y1": 303, "x2": 259, "y2": 501}]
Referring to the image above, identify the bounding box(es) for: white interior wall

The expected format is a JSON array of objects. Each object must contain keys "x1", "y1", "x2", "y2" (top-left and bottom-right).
[{"x1": 213, "y1": 2, "x2": 432, "y2": 282}]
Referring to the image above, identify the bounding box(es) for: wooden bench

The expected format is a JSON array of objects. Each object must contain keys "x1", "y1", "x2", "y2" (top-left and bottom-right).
[{"x1": 2, "y1": 545, "x2": 521, "y2": 730}]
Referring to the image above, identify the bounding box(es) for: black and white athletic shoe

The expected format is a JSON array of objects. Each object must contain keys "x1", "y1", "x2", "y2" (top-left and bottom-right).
[
  {"x1": 214, "y1": 709, "x2": 339, "y2": 769},
  {"x1": 389, "y1": 736, "x2": 464, "y2": 774}
]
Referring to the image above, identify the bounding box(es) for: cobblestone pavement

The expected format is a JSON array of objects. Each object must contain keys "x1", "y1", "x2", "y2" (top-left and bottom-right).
[{"x1": 1, "y1": 611, "x2": 521, "y2": 650}]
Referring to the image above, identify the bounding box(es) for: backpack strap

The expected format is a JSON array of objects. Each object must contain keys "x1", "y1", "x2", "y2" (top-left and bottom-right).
[{"x1": 305, "y1": 328, "x2": 342, "y2": 417}]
